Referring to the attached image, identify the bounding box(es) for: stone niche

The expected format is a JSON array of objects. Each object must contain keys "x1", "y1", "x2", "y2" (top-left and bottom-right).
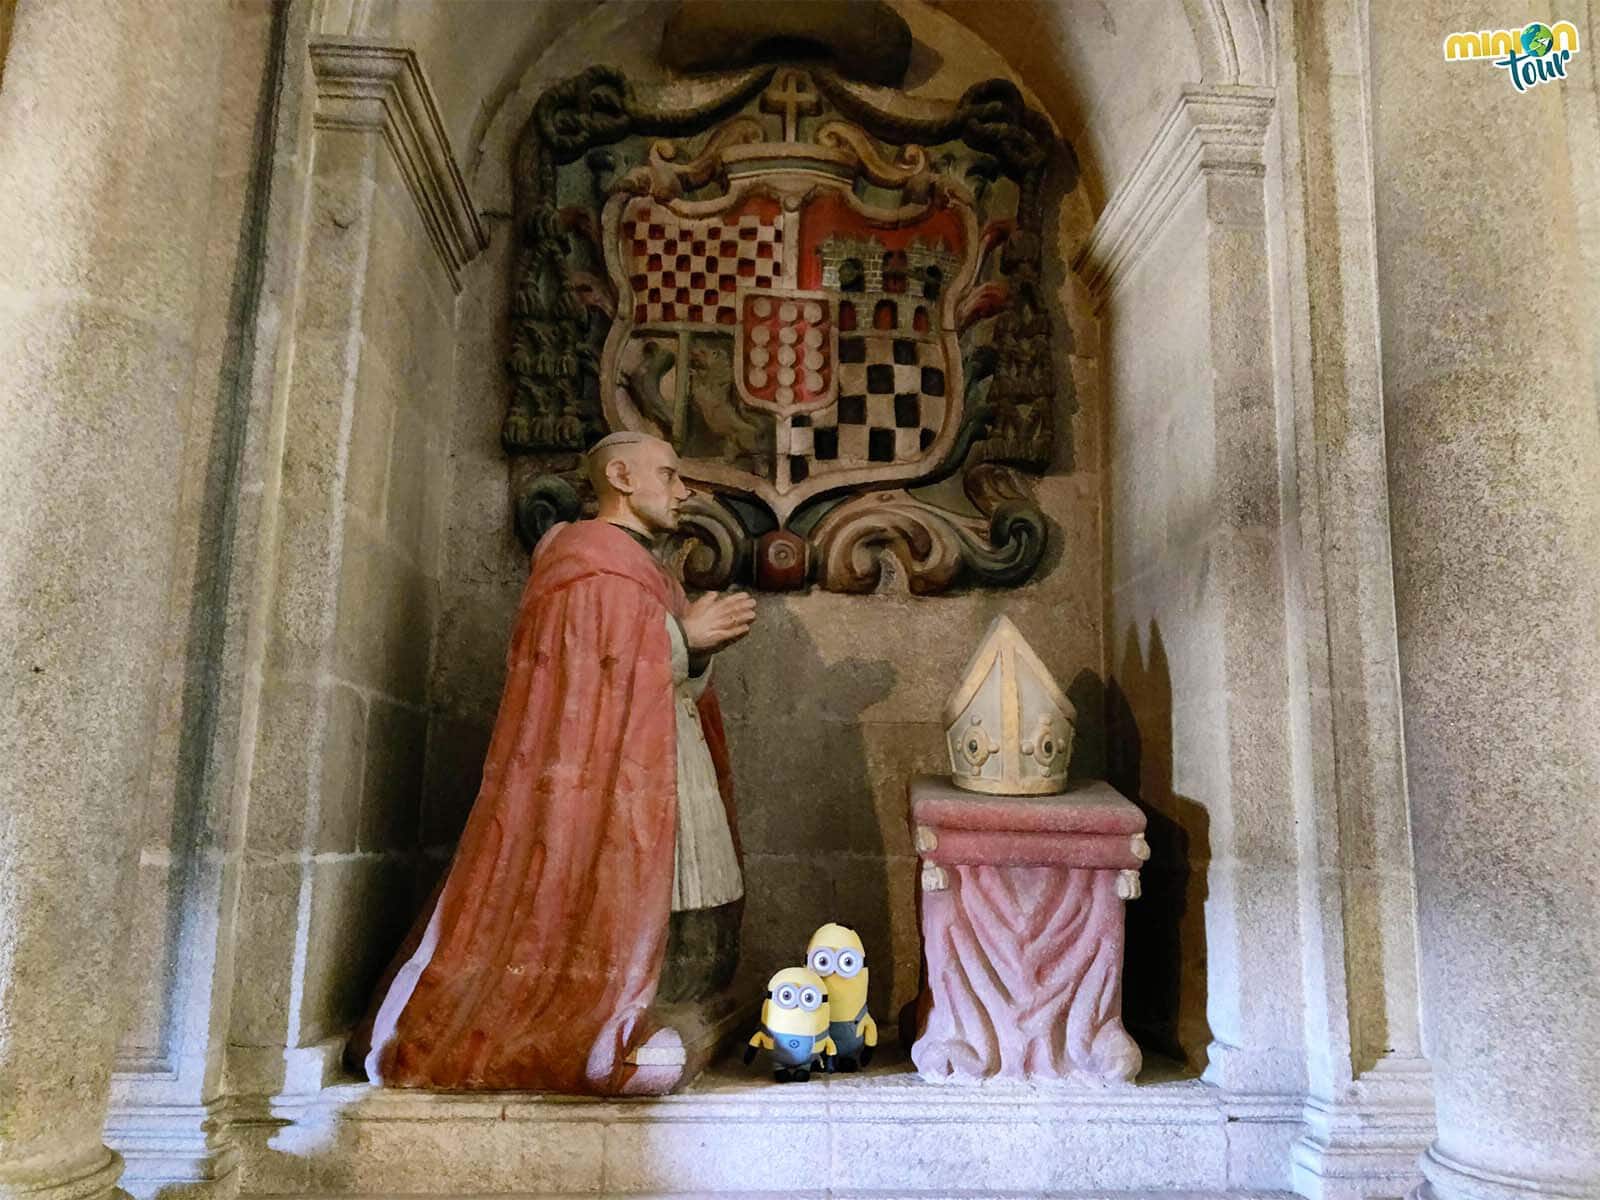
[
  {"x1": 110, "y1": 0, "x2": 1373, "y2": 1195},
  {"x1": 438, "y1": 0, "x2": 1104, "y2": 1048}
]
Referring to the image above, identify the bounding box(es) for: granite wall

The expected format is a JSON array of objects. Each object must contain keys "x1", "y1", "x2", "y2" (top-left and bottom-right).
[{"x1": 221, "y1": 34, "x2": 480, "y2": 1079}]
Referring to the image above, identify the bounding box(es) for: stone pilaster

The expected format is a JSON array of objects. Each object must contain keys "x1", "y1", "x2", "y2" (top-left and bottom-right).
[
  {"x1": 0, "y1": 2, "x2": 239, "y2": 1198},
  {"x1": 216, "y1": 33, "x2": 484, "y2": 1099},
  {"x1": 1078, "y1": 86, "x2": 1310, "y2": 1104},
  {"x1": 1274, "y1": 0, "x2": 1436, "y2": 1194},
  {"x1": 1370, "y1": 5, "x2": 1600, "y2": 1198}
]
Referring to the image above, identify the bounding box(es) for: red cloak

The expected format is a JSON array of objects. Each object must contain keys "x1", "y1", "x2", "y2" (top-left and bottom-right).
[{"x1": 353, "y1": 520, "x2": 737, "y2": 1093}]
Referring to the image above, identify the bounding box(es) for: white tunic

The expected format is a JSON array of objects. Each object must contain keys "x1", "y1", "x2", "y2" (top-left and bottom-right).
[{"x1": 665, "y1": 615, "x2": 744, "y2": 911}]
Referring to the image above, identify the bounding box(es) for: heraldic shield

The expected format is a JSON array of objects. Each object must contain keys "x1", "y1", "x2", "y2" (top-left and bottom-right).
[
  {"x1": 600, "y1": 146, "x2": 979, "y2": 526},
  {"x1": 507, "y1": 64, "x2": 1060, "y2": 593}
]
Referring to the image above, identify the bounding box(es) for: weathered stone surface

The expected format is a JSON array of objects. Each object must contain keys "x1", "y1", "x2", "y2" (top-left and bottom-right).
[
  {"x1": 1090, "y1": 89, "x2": 1309, "y2": 1099},
  {"x1": 0, "y1": 2, "x2": 246, "y2": 1196},
  {"x1": 228, "y1": 856, "x2": 304, "y2": 1048},
  {"x1": 225, "y1": 1074, "x2": 1293, "y2": 1196},
  {"x1": 1372, "y1": 5, "x2": 1600, "y2": 1196},
  {"x1": 8, "y1": 2, "x2": 1588, "y2": 1198},
  {"x1": 298, "y1": 855, "x2": 417, "y2": 1045},
  {"x1": 358, "y1": 697, "x2": 427, "y2": 853}
]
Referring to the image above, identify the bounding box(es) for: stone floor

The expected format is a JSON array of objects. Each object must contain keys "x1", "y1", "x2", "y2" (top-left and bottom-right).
[{"x1": 215, "y1": 1049, "x2": 1304, "y2": 1198}]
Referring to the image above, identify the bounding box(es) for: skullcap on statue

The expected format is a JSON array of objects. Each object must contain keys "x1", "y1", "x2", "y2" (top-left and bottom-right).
[
  {"x1": 944, "y1": 616, "x2": 1075, "y2": 796},
  {"x1": 584, "y1": 431, "x2": 670, "y2": 489},
  {"x1": 588, "y1": 431, "x2": 664, "y2": 453}
]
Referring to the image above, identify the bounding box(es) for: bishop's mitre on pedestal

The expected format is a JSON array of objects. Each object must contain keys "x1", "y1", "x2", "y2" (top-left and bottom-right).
[{"x1": 944, "y1": 615, "x2": 1076, "y2": 796}]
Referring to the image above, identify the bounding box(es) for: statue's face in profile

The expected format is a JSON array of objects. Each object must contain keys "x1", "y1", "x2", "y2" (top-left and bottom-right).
[{"x1": 622, "y1": 439, "x2": 692, "y2": 535}]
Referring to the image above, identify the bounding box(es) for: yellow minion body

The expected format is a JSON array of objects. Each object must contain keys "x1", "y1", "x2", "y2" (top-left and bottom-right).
[
  {"x1": 806, "y1": 923, "x2": 878, "y2": 1069},
  {"x1": 745, "y1": 966, "x2": 836, "y2": 1081}
]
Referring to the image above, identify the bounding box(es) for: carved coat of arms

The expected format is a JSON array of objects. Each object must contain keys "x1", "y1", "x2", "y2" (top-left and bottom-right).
[{"x1": 506, "y1": 66, "x2": 1064, "y2": 595}]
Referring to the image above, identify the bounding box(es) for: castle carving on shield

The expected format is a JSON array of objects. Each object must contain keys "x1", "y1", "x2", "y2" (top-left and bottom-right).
[{"x1": 815, "y1": 234, "x2": 962, "y2": 299}]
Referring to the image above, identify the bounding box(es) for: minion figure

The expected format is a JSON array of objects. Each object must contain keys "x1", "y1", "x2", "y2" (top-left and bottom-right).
[
  {"x1": 744, "y1": 967, "x2": 836, "y2": 1082},
  {"x1": 806, "y1": 923, "x2": 878, "y2": 1071}
]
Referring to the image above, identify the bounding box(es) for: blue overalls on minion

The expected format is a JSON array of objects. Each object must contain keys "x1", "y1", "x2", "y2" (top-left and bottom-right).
[
  {"x1": 769, "y1": 1028, "x2": 827, "y2": 1069},
  {"x1": 829, "y1": 1001, "x2": 869, "y2": 1060}
]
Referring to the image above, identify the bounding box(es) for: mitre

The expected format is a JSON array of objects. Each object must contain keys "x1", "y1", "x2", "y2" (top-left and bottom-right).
[{"x1": 944, "y1": 615, "x2": 1075, "y2": 796}]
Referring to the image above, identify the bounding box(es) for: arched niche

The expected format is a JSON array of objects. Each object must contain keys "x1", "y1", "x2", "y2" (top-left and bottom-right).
[
  {"x1": 362, "y1": 0, "x2": 1091, "y2": 1052},
  {"x1": 400, "y1": 0, "x2": 1291, "y2": 1086},
  {"x1": 278, "y1": 0, "x2": 1357, "y2": 1112}
]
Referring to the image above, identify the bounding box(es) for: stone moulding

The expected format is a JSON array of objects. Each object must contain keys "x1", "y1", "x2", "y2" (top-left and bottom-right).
[
  {"x1": 1292, "y1": 1081, "x2": 1438, "y2": 1200},
  {"x1": 103, "y1": 1097, "x2": 239, "y2": 1199},
  {"x1": 1073, "y1": 85, "x2": 1274, "y2": 307},
  {"x1": 5, "y1": 1147, "x2": 127, "y2": 1200},
  {"x1": 228, "y1": 1077, "x2": 1304, "y2": 1196},
  {"x1": 1415, "y1": 1145, "x2": 1600, "y2": 1200},
  {"x1": 308, "y1": 37, "x2": 488, "y2": 292}
]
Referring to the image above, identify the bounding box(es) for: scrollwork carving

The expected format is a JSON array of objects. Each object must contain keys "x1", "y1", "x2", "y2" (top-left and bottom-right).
[
  {"x1": 662, "y1": 494, "x2": 750, "y2": 591},
  {"x1": 513, "y1": 472, "x2": 584, "y2": 550},
  {"x1": 815, "y1": 120, "x2": 932, "y2": 195},
  {"x1": 811, "y1": 491, "x2": 966, "y2": 596},
  {"x1": 505, "y1": 207, "x2": 600, "y2": 453},
  {"x1": 810, "y1": 465, "x2": 1048, "y2": 596},
  {"x1": 616, "y1": 117, "x2": 764, "y2": 201}
]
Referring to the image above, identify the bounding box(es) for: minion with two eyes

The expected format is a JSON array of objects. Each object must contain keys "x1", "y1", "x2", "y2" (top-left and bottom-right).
[
  {"x1": 743, "y1": 966, "x2": 837, "y2": 1082},
  {"x1": 806, "y1": 923, "x2": 878, "y2": 1071}
]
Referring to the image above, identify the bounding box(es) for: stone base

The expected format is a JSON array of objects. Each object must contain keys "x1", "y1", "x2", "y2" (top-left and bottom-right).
[
  {"x1": 1290, "y1": 1059, "x2": 1435, "y2": 1200},
  {"x1": 0, "y1": 1148, "x2": 130, "y2": 1200},
  {"x1": 1407, "y1": 1146, "x2": 1600, "y2": 1200},
  {"x1": 227, "y1": 1054, "x2": 1306, "y2": 1198}
]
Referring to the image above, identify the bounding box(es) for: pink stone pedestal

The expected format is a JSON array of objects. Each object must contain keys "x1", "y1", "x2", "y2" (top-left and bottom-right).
[{"x1": 908, "y1": 775, "x2": 1147, "y2": 1084}]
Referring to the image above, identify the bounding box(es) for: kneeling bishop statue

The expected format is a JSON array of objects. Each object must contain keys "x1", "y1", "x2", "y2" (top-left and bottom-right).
[{"x1": 348, "y1": 432, "x2": 756, "y2": 1095}]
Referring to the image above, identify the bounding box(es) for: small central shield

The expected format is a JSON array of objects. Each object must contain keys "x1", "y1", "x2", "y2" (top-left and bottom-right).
[
  {"x1": 733, "y1": 289, "x2": 837, "y2": 416},
  {"x1": 598, "y1": 157, "x2": 978, "y2": 524}
]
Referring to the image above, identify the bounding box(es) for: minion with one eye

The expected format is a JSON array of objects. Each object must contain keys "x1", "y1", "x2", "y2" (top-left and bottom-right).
[
  {"x1": 743, "y1": 966, "x2": 837, "y2": 1082},
  {"x1": 806, "y1": 923, "x2": 878, "y2": 1071}
]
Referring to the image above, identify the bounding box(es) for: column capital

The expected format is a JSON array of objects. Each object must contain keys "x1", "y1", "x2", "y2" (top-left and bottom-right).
[
  {"x1": 308, "y1": 36, "x2": 488, "y2": 291},
  {"x1": 1074, "y1": 85, "x2": 1274, "y2": 303}
]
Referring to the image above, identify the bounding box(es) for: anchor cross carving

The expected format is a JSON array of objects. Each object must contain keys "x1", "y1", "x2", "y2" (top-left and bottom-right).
[{"x1": 761, "y1": 68, "x2": 821, "y2": 142}]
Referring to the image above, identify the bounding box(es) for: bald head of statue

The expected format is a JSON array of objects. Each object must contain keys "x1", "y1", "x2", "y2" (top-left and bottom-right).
[{"x1": 586, "y1": 431, "x2": 692, "y2": 538}]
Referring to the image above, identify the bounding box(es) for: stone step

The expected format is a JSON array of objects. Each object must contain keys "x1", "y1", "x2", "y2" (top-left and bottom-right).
[
  {"x1": 216, "y1": 1056, "x2": 1302, "y2": 1198},
  {"x1": 247, "y1": 1193, "x2": 1300, "y2": 1200}
]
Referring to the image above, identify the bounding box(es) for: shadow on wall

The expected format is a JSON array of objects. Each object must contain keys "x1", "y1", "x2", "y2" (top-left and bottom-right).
[
  {"x1": 1107, "y1": 621, "x2": 1212, "y2": 1074},
  {"x1": 721, "y1": 601, "x2": 902, "y2": 1023},
  {"x1": 346, "y1": 594, "x2": 906, "y2": 1062}
]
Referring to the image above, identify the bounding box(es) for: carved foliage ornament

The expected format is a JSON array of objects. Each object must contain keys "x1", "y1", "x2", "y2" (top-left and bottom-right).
[{"x1": 506, "y1": 64, "x2": 1063, "y2": 594}]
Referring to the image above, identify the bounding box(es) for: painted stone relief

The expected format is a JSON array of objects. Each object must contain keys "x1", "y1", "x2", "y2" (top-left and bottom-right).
[
  {"x1": 505, "y1": 60, "x2": 1064, "y2": 594},
  {"x1": 348, "y1": 433, "x2": 755, "y2": 1095}
]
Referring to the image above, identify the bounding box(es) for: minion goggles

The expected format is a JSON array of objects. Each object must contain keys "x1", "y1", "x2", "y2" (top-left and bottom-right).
[{"x1": 768, "y1": 982, "x2": 828, "y2": 1011}]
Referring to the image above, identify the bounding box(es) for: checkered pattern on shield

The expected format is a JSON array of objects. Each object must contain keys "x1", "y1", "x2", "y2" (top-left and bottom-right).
[
  {"x1": 625, "y1": 201, "x2": 783, "y2": 327},
  {"x1": 780, "y1": 332, "x2": 947, "y2": 481}
]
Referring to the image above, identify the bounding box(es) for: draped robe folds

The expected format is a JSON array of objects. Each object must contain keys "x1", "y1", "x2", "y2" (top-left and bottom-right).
[{"x1": 351, "y1": 520, "x2": 740, "y2": 1094}]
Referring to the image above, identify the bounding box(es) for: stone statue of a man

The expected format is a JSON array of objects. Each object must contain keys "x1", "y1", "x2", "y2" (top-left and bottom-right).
[{"x1": 349, "y1": 432, "x2": 756, "y2": 1095}]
